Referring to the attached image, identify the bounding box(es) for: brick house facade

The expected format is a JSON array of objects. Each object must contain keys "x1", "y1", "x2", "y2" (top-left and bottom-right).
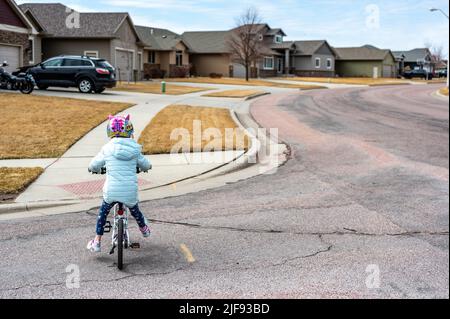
[
  {"x1": 0, "y1": 0, "x2": 37, "y2": 70},
  {"x1": 0, "y1": 29, "x2": 30, "y2": 66}
]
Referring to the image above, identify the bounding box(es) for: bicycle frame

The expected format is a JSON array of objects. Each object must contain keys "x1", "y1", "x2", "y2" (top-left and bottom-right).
[{"x1": 109, "y1": 203, "x2": 130, "y2": 254}]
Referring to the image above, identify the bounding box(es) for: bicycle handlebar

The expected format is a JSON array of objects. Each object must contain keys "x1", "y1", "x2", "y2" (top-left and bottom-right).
[{"x1": 89, "y1": 167, "x2": 148, "y2": 175}]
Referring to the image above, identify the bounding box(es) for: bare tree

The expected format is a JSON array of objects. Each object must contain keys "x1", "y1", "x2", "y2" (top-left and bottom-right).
[
  {"x1": 227, "y1": 7, "x2": 264, "y2": 81},
  {"x1": 431, "y1": 45, "x2": 445, "y2": 63},
  {"x1": 425, "y1": 41, "x2": 446, "y2": 63}
]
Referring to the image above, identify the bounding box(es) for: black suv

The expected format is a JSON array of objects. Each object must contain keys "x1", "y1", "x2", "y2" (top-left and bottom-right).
[
  {"x1": 28, "y1": 55, "x2": 116, "y2": 93},
  {"x1": 403, "y1": 69, "x2": 434, "y2": 80}
]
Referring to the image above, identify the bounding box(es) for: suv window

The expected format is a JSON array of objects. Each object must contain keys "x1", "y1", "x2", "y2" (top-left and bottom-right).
[
  {"x1": 95, "y1": 60, "x2": 113, "y2": 69},
  {"x1": 63, "y1": 59, "x2": 93, "y2": 67},
  {"x1": 43, "y1": 59, "x2": 63, "y2": 67}
]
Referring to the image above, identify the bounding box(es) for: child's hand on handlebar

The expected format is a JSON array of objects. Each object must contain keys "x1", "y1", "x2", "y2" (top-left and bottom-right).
[{"x1": 89, "y1": 167, "x2": 106, "y2": 174}]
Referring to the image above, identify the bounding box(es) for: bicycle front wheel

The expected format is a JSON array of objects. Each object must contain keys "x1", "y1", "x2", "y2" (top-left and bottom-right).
[{"x1": 117, "y1": 219, "x2": 124, "y2": 270}]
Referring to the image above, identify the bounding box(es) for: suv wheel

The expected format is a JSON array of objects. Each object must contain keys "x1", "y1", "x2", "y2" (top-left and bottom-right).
[
  {"x1": 95, "y1": 87, "x2": 106, "y2": 94},
  {"x1": 78, "y1": 78, "x2": 93, "y2": 93}
]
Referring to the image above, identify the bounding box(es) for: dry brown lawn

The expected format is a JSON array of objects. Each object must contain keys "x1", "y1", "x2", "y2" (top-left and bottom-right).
[
  {"x1": 166, "y1": 77, "x2": 326, "y2": 89},
  {"x1": 0, "y1": 167, "x2": 43, "y2": 194},
  {"x1": 0, "y1": 93, "x2": 131, "y2": 159},
  {"x1": 439, "y1": 87, "x2": 449, "y2": 96},
  {"x1": 113, "y1": 82, "x2": 212, "y2": 95},
  {"x1": 203, "y1": 90, "x2": 267, "y2": 98},
  {"x1": 138, "y1": 105, "x2": 249, "y2": 154},
  {"x1": 276, "y1": 77, "x2": 411, "y2": 86}
]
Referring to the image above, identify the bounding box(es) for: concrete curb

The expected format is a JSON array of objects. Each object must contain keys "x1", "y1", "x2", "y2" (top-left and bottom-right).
[
  {"x1": 245, "y1": 92, "x2": 271, "y2": 101},
  {"x1": 435, "y1": 89, "x2": 449, "y2": 99},
  {"x1": 0, "y1": 200, "x2": 80, "y2": 214},
  {"x1": 368, "y1": 83, "x2": 411, "y2": 87}
]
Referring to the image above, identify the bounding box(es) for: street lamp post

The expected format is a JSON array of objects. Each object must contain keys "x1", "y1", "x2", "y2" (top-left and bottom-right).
[{"x1": 430, "y1": 8, "x2": 449, "y2": 87}]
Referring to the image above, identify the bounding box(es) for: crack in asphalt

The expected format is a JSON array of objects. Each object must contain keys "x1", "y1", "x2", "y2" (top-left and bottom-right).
[
  {"x1": 266, "y1": 235, "x2": 334, "y2": 270},
  {"x1": 148, "y1": 218, "x2": 449, "y2": 237},
  {"x1": 0, "y1": 267, "x2": 186, "y2": 293},
  {"x1": 193, "y1": 234, "x2": 335, "y2": 274}
]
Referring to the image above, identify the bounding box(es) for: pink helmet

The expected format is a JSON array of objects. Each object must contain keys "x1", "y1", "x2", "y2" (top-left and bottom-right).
[{"x1": 107, "y1": 115, "x2": 134, "y2": 138}]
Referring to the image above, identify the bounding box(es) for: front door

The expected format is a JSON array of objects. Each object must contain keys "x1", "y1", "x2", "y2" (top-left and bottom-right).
[
  {"x1": 372, "y1": 66, "x2": 379, "y2": 79},
  {"x1": 277, "y1": 58, "x2": 283, "y2": 74}
]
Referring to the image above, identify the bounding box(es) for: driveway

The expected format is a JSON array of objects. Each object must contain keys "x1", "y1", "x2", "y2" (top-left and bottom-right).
[{"x1": 0, "y1": 84, "x2": 447, "y2": 298}]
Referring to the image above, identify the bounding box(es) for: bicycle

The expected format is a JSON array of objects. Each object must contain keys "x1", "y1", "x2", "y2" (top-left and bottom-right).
[{"x1": 90, "y1": 166, "x2": 147, "y2": 270}]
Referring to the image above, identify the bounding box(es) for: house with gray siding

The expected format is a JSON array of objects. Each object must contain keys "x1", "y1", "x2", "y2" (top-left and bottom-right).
[
  {"x1": 289, "y1": 40, "x2": 336, "y2": 77},
  {"x1": 392, "y1": 48, "x2": 435, "y2": 74},
  {"x1": 20, "y1": 3, "x2": 144, "y2": 81},
  {"x1": 334, "y1": 45, "x2": 397, "y2": 78}
]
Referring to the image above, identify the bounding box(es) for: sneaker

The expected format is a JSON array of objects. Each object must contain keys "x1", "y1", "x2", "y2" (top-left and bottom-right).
[
  {"x1": 87, "y1": 239, "x2": 101, "y2": 253},
  {"x1": 139, "y1": 225, "x2": 151, "y2": 238}
]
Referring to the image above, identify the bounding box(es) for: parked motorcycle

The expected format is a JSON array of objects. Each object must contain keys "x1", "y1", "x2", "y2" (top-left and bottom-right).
[{"x1": 0, "y1": 61, "x2": 35, "y2": 94}]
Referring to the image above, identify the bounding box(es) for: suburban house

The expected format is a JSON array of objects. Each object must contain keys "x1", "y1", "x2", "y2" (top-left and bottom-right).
[
  {"x1": 182, "y1": 24, "x2": 336, "y2": 78},
  {"x1": 20, "y1": 3, "x2": 145, "y2": 81},
  {"x1": 0, "y1": 0, "x2": 39, "y2": 72},
  {"x1": 183, "y1": 24, "x2": 290, "y2": 78},
  {"x1": 392, "y1": 48, "x2": 435, "y2": 74},
  {"x1": 286, "y1": 40, "x2": 336, "y2": 77},
  {"x1": 182, "y1": 30, "x2": 231, "y2": 77},
  {"x1": 135, "y1": 26, "x2": 190, "y2": 78},
  {"x1": 333, "y1": 45, "x2": 397, "y2": 78},
  {"x1": 183, "y1": 24, "x2": 289, "y2": 78},
  {"x1": 435, "y1": 59, "x2": 447, "y2": 73},
  {"x1": 233, "y1": 24, "x2": 288, "y2": 78}
]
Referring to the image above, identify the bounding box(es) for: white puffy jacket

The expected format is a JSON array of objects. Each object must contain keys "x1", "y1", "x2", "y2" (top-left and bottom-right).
[{"x1": 89, "y1": 138, "x2": 151, "y2": 207}]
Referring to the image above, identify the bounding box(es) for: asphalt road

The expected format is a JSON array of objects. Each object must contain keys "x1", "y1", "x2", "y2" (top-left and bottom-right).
[{"x1": 0, "y1": 84, "x2": 448, "y2": 298}]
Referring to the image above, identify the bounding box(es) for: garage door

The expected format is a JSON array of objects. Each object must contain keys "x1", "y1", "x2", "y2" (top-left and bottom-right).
[
  {"x1": 115, "y1": 49, "x2": 134, "y2": 82},
  {"x1": 0, "y1": 44, "x2": 20, "y2": 73},
  {"x1": 382, "y1": 65, "x2": 393, "y2": 78},
  {"x1": 232, "y1": 63, "x2": 246, "y2": 78}
]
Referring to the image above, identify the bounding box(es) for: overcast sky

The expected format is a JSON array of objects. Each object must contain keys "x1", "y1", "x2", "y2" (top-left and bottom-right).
[{"x1": 17, "y1": 0, "x2": 450, "y2": 56}]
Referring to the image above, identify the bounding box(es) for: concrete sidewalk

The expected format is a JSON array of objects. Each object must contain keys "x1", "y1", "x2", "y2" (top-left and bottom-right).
[{"x1": 13, "y1": 151, "x2": 244, "y2": 204}]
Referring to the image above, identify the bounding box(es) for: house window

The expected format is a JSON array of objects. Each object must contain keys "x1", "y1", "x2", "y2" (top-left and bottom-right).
[
  {"x1": 84, "y1": 51, "x2": 98, "y2": 58},
  {"x1": 148, "y1": 51, "x2": 156, "y2": 64},
  {"x1": 315, "y1": 57, "x2": 321, "y2": 68},
  {"x1": 28, "y1": 38, "x2": 34, "y2": 64},
  {"x1": 176, "y1": 51, "x2": 183, "y2": 66},
  {"x1": 326, "y1": 58, "x2": 332, "y2": 69},
  {"x1": 275, "y1": 35, "x2": 283, "y2": 44},
  {"x1": 263, "y1": 57, "x2": 274, "y2": 70}
]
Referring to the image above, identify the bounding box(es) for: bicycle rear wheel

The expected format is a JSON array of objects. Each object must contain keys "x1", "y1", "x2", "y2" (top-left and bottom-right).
[{"x1": 117, "y1": 219, "x2": 124, "y2": 270}]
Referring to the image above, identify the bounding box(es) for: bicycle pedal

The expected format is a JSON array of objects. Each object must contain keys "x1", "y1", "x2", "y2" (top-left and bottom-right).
[{"x1": 130, "y1": 243, "x2": 140, "y2": 249}]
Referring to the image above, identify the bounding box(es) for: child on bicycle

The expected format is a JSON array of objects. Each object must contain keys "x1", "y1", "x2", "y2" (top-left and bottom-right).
[{"x1": 87, "y1": 114, "x2": 152, "y2": 253}]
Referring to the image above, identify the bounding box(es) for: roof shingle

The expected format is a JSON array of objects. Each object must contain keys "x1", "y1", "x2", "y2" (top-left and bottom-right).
[
  {"x1": 392, "y1": 48, "x2": 432, "y2": 62},
  {"x1": 182, "y1": 31, "x2": 231, "y2": 54},
  {"x1": 136, "y1": 26, "x2": 181, "y2": 50},
  {"x1": 293, "y1": 40, "x2": 328, "y2": 56},
  {"x1": 20, "y1": 3, "x2": 130, "y2": 38},
  {"x1": 334, "y1": 46, "x2": 392, "y2": 61}
]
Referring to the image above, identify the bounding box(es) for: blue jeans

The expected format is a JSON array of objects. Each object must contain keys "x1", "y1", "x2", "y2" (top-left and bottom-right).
[{"x1": 96, "y1": 201, "x2": 147, "y2": 236}]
